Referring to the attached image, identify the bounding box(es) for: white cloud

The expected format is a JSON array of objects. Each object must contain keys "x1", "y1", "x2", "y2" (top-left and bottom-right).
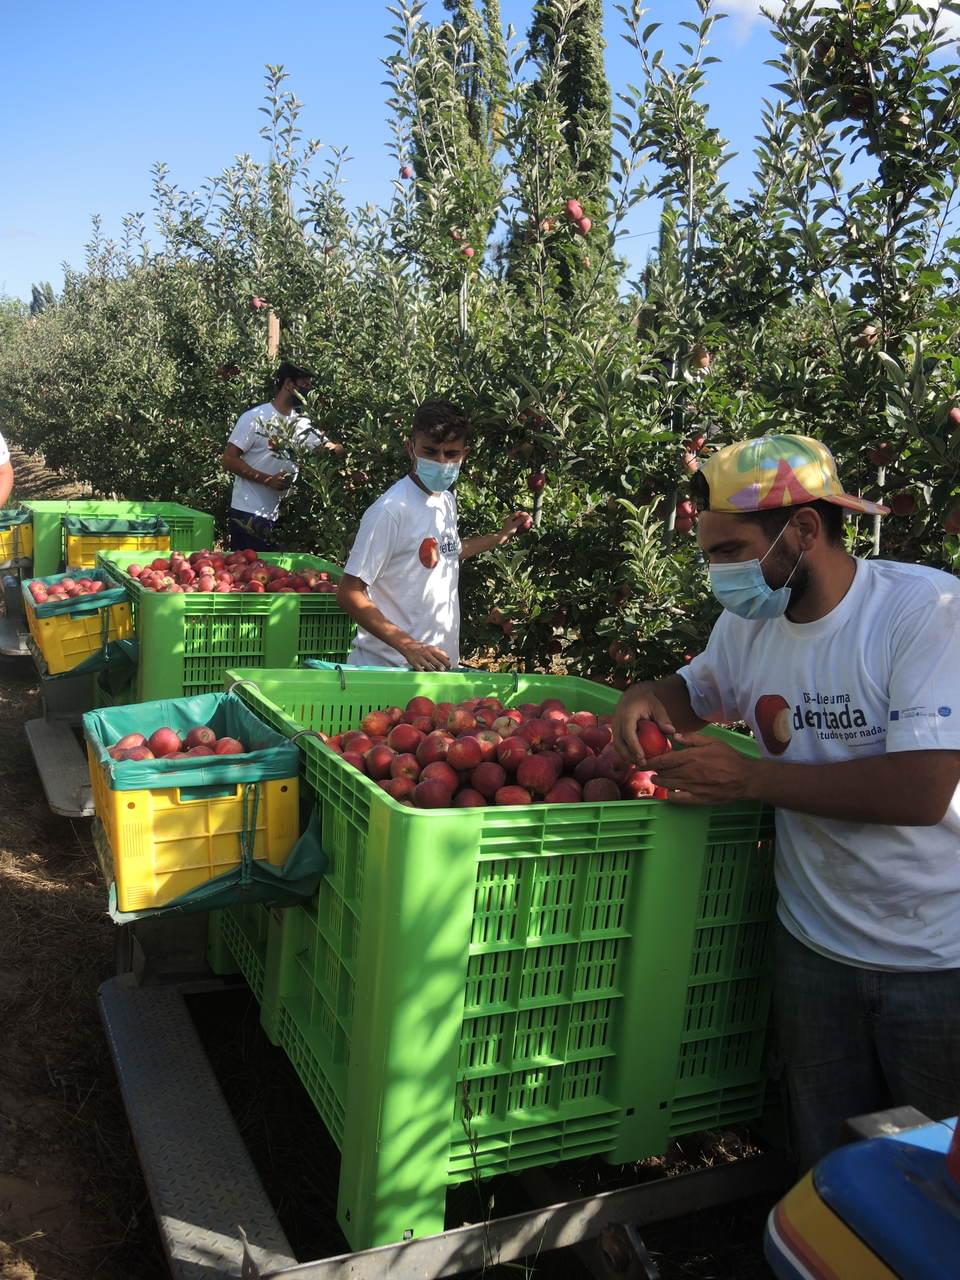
[{"x1": 721, "y1": 0, "x2": 960, "y2": 38}]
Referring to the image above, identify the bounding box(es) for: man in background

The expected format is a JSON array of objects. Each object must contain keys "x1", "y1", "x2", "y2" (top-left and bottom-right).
[{"x1": 221, "y1": 362, "x2": 343, "y2": 551}]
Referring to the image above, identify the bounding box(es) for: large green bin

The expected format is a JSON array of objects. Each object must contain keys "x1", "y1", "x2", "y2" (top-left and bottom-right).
[
  {"x1": 24, "y1": 500, "x2": 214, "y2": 576},
  {"x1": 97, "y1": 551, "x2": 355, "y2": 702},
  {"x1": 223, "y1": 667, "x2": 777, "y2": 1251}
]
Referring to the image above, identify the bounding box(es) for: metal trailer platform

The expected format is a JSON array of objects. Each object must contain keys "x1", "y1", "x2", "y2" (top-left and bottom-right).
[
  {"x1": 99, "y1": 960, "x2": 789, "y2": 1280},
  {"x1": 24, "y1": 716, "x2": 95, "y2": 817}
]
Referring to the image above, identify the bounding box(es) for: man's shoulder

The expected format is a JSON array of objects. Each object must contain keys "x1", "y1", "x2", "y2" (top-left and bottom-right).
[
  {"x1": 366, "y1": 476, "x2": 421, "y2": 513},
  {"x1": 234, "y1": 402, "x2": 276, "y2": 430},
  {"x1": 859, "y1": 557, "x2": 959, "y2": 607}
]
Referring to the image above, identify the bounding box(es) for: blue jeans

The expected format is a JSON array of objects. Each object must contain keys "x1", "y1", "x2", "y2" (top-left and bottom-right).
[
  {"x1": 228, "y1": 507, "x2": 277, "y2": 553},
  {"x1": 773, "y1": 920, "x2": 960, "y2": 1171}
]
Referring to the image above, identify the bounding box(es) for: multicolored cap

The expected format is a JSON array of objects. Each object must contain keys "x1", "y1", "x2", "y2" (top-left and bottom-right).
[{"x1": 700, "y1": 435, "x2": 889, "y2": 516}]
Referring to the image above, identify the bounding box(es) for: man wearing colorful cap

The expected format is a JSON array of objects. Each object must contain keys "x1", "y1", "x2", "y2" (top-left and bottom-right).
[{"x1": 612, "y1": 434, "x2": 960, "y2": 1172}]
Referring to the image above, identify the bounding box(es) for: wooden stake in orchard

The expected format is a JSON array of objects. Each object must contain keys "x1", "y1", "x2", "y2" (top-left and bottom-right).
[{"x1": 267, "y1": 308, "x2": 280, "y2": 360}]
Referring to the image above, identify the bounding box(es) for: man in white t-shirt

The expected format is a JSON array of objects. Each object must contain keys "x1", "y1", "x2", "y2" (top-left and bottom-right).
[
  {"x1": 221, "y1": 362, "x2": 343, "y2": 551},
  {"x1": 612, "y1": 434, "x2": 960, "y2": 1171},
  {"x1": 0, "y1": 431, "x2": 13, "y2": 507},
  {"x1": 337, "y1": 400, "x2": 531, "y2": 670}
]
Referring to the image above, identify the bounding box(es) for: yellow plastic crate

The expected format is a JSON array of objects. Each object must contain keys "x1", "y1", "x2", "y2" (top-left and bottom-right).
[
  {"x1": 0, "y1": 522, "x2": 32, "y2": 563},
  {"x1": 66, "y1": 531, "x2": 170, "y2": 569},
  {"x1": 25, "y1": 597, "x2": 133, "y2": 675},
  {"x1": 87, "y1": 744, "x2": 299, "y2": 912}
]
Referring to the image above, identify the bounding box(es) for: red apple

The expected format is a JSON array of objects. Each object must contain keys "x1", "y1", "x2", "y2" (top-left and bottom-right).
[
  {"x1": 116, "y1": 732, "x2": 147, "y2": 750},
  {"x1": 387, "y1": 723, "x2": 424, "y2": 754},
  {"x1": 390, "y1": 753, "x2": 421, "y2": 781},
  {"x1": 362, "y1": 710, "x2": 393, "y2": 737},
  {"x1": 414, "y1": 779, "x2": 453, "y2": 808},
  {"x1": 405, "y1": 696, "x2": 435, "y2": 719},
  {"x1": 564, "y1": 198, "x2": 583, "y2": 221},
  {"x1": 545, "y1": 778, "x2": 583, "y2": 804},
  {"x1": 583, "y1": 778, "x2": 621, "y2": 803},
  {"x1": 420, "y1": 761, "x2": 459, "y2": 792},
  {"x1": 635, "y1": 720, "x2": 670, "y2": 759},
  {"x1": 496, "y1": 736, "x2": 530, "y2": 772},
  {"x1": 889, "y1": 492, "x2": 916, "y2": 517},
  {"x1": 214, "y1": 737, "x2": 245, "y2": 755},
  {"x1": 581, "y1": 725, "x2": 612, "y2": 753},
  {"x1": 417, "y1": 731, "x2": 453, "y2": 766},
  {"x1": 364, "y1": 745, "x2": 396, "y2": 780},
  {"x1": 447, "y1": 737, "x2": 483, "y2": 772},
  {"x1": 454, "y1": 788, "x2": 487, "y2": 808},
  {"x1": 380, "y1": 776, "x2": 416, "y2": 802},
  {"x1": 184, "y1": 726, "x2": 217, "y2": 750},
  {"x1": 517, "y1": 754, "x2": 561, "y2": 797},
  {"x1": 472, "y1": 729, "x2": 502, "y2": 762},
  {"x1": 148, "y1": 727, "x2": 182, "y2": 757},
  {"x1": 494, "y1": 785, "x2": 533, "y2": 805},
  {"x1": 470, "y1": 762, "x2": 507, "y2": 799},
  {"x1": 621, "y1": 767, "x2": 657, "y2": 799}
]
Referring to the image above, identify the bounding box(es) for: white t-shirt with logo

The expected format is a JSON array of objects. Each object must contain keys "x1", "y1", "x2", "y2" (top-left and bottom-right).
[
  {"x1": 0, "y1": 431, "x2": 9, "y2": 466},
  {"x1": 227, "y1": 402, "x2": 326, "y2": 519},
  {"x1": 679, "y1": 557, "x2": 960, "y2": 970},
  {"x1": 344, "y1": 475, "x2": 461, "y2": 668}
]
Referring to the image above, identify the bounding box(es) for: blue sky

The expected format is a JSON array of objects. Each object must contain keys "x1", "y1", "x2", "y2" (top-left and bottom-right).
[{"x1": 2, "y1": 0, "x2": 951, "y2": 303}]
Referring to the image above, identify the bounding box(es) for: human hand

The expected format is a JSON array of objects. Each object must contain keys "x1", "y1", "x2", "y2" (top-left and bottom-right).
[
  {"x1": 264, "y1": 473, "x2": 292, "y2": 491},
  {"x1": 499, "y1": 511, "x2": 533, "y2": 542},
  {"x1": 399, "y1": 641, "x2": 452, "y2": 672},
  {"x1": 647, "y1": 733, "x2": 758, "y2": 805},
  {"x1": 612, "y1": 683, "x2": 678, "y2": 763}
]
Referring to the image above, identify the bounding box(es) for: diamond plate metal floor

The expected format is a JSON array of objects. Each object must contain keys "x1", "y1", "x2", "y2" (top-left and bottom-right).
[{"x1": 99, "y1": 976, "x2": 297, "y2": 1278}]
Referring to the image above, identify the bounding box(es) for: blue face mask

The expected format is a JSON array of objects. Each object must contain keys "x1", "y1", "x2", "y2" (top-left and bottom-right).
[
  {"x1": 414, "y1": 456, "x2": 461, "y2": 492},
  {"x1": 708, "y1": 523, "x2": 804, "y2": 621}
]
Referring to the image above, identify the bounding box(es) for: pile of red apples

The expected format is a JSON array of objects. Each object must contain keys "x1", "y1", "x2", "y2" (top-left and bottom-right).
[
  {"x1": 315, "y1": 694, "x2": 672, "y2": 809},
  {"x1": 124, "y1": 549, "x2": 338, "y2": 594},
  {"x1": 104, "y1": 725, "x2": 247, "y2": 762}
]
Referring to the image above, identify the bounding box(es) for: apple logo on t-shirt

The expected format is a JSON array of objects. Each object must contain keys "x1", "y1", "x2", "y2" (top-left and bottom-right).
[
  {"x1": 418, "y1": 537, "x2": 439, "y2": 569},
  {"x1": 755, "y1": 694, "x2": 792, "y2": 755}
]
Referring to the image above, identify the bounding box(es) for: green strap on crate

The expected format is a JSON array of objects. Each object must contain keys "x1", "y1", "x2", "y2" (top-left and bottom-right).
[
  {"x1": 83, "y1": 689, "x2": 300, "y2": 791},
  {"x1": 24, "y1": 568, "x2": 129, "y2": 617},
  {"x1": 62, "y1": 515, "x2": 170, "y2": 537},
  {"x1": 105, "y1": 806, "x2": 328, "y2": 923}
]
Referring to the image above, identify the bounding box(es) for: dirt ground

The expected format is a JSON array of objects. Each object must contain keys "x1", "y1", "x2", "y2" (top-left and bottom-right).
[{"x1": 0, "y1": 446, "x2": 780, "y2": 1279}]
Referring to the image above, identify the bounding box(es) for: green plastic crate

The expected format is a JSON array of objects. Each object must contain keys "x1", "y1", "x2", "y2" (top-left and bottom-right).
[
  {"x1": 207, "y1": 904, "x2": 274, "y2": 1002},
  {"x1": 24, "y1": 500, "x2": 215, "y2": 576},
  {"x1": 95, "y1": 551, "x2": 355, "y2": 702},
  {"x1": 225, "y1": 667, "x2": 776, "y2": 1251}
]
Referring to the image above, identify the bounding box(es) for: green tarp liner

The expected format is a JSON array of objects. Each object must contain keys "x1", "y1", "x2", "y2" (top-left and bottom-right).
[
  {"x1": 62, "y1": 514, "x2": 170, "y2": 537},
  {"x1": 24, "y1": 568, "x2": 129, "y2": 618},
  {"x1": 104, "y1": 806, "x2": 327, "y2": 923},
  {"x1": 83, "y1": 690, "x2": 300, "y2": 791},
  {"x1": 0, "y1": 506, "x2": 31, "y2": 531}
]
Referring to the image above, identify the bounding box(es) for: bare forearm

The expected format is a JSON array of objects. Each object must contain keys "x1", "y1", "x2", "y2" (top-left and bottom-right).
[
  {"x1": 222, "y1": 452, "x2": 270, "y2": 486},
  {"x1": 746, "y1": 752, "x2": 957, "y2": 825},
  {"x1": 461, "y1": 531, "x2": 510, "y2": 560},
  {"x1": 0, "y1": 463, "x2": 12, "y2": 507}
]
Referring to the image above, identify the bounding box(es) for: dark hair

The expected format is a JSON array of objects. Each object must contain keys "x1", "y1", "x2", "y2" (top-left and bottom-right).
[
  {"x1": 274, "y1": 362, "x2": 312, "y2": 390},
  {"x1": 411, "y1": 399, "x2": 474, "y2": 445},
  {"x1": 689, "y1": 469, "x2": 845, "y2": 543}
]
